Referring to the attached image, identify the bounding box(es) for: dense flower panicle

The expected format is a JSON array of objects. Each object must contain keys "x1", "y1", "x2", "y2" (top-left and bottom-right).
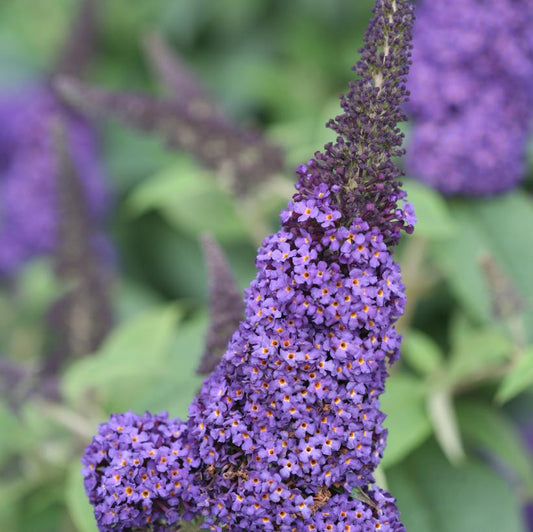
[
  {"x1": 82, "y1": 1, "x2": 414, "y2": 529},
  {"x1": 188, "y1": 183, "x2": 406, "y2": 530},
  {"x1": 0, "y1": 87, "x2": 108, "y2": 275},
  {"x1": 82, "y1": 411, "x2": 203, "y2": 532},
  {"x1": 407, "y1": 0, "x2": 533, "y2": 195},
  {"x1": 296, "y1": 0, "x2": 415, "y2": 245}
]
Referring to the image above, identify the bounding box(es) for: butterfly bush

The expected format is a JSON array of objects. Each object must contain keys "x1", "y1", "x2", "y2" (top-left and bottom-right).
[
  {"x1": 0, "y1": 87, "x2": 108, "y2": 275},
  {"x1": 82, "y1": 0, "x2": 415, "y2": 529},
  {"x1": 407, "y1": 0, "x2": 533, "y2": 195}
]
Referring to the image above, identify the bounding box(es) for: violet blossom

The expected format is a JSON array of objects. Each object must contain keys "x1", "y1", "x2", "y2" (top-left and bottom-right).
[
  {"x1": 407, "y1": 0, "x2": 533, "y2": 195},
  {"x1": 0, "y1": 87, "x2": 108, "y2": 275},
  {"x1": 187, "y1": 0, "x2": 415, "y2": 529},
  {"x1": 82, "y1": 0, "x2": 415, "y2": 529}
]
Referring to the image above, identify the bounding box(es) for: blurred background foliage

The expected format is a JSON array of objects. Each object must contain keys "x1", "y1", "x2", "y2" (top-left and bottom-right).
[{"x1": 0, "y1": 0, "x2": 533, "y2": 531}]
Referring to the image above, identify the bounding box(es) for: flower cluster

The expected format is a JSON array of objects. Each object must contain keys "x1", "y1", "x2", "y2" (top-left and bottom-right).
[
  {"x1": 82, "y1": 411, "x2": 203, "y2": 531},
  {"x1": 82, "y1": 1, "x2": 414, "y2": 529},
  {"x1": 55, "y1": 32, "x2": 284, "y2": 197},
  {"x1": 188, "y1": 182, "x2": 406, "y2": 530},
  {"x1": 0, "y1": 87, "x2": 108, "y2": 275},
  {"x1": 407, "y1": 0, "x2": 533, "y2": 195}
]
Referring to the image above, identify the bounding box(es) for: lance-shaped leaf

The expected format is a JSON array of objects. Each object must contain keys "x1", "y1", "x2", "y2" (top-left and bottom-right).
[
  {"x1": 43, "y1": 122, "x2": 113, "y2": 378},
  {"x1": 53, "y1": 0, "x2": 99, "y2": 78},
  {"x1": 142, "y1": 32, "x2": 227, "y2": 125},
  {"x1": 197, "y1": 235, "x2": 244, "y2": 375},
  {"x1": 54, "y1": 76, "x2": 284, "y2": 195}
]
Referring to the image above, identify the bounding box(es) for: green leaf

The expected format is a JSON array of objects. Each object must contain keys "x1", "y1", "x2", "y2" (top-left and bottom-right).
[
  {"x1": 427, "y1": 388, "x2": 465, "y2": 465},
  {"x1": 433, "y1": 192, "x2": 533, "y2": 342},
  {"x1": 0, "y1": 401, "x2": 33, "y2": 466},
  {"x1": 126, "y1": 158, "x2": 247, "y2": 242},
  {"x1": 388, "y1": 440, "x2": 526, "y2": 532},
  {"x1": 403, "y1": 179, "x2": 457, "y2": 239},
  {"x1": 430, "y1": 206, "x2": 493, "y2": 326},
  {"x1": 447, "y1": 323, "x2": 512, "y2": 386},
  {"x1": 496, "y1": 347, "x2": 533, "y2": 404},
  {"x1": 62, "y1": 305, "x2": 183, "y2": 411},
  {"x1": 0, "y1": 478, "x2": 27, "y2": 530},
  {"x1": 457, "y1": 401, "x2": 533, "y2": 495},
  {"x1": 402, "y1": 329, "x2": 444, "y2": 375},
  {"x1": 136, "y1": 314, "x2": 208, "y2": 419},
  {"x1": 103, "y1": 123, "x2": 180, "y2": 193},
  {"x1": 65, "y1": 462, "x2": 98, "y2": 532},
  {"x1": 380, "y1": 374, "x2": 432, "y2": 468}
]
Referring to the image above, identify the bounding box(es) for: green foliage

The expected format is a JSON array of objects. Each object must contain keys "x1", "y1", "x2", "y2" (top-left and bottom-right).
[
  {"x1": 127, "y1": 157, "x2": 249, "y2": 242},
  {"x1": 496, "y1": 347, "x2": 533, "y2": 404},
  {"x1": 402, "y1": 329, "x2": 444, "y2": 375},
  {"x1": 447, "y1": 319, "x2": 513, "y2": 386},
  {"x1": 457, "y1": 402, "x2": 533, "y2": 495},
  {"x1": 381, "y1": 374, "x2": 432, "y2": 468},
  {"x1": 65, "y1": 463, "x2": 98, "y2": 532},
  {"x1": 388, "y1": 440, "x2": 527, "y2": 532},
  {"x1": 62, "y1": 304, "x2": 185, "y2": 412},
  {"x1": 433, "y1": 192, "x2": 533, "y2": 342},
  {"x1": 403, "y1": 179, "x2": 457, "y2": 239}
]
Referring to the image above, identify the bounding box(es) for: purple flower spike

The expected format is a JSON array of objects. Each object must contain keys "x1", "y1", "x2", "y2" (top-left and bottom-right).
[
  {"x1": 184, "y1": 2, "x2": 415, "y2": 528},
  {"x1": 197, "y1": 235, "x2": 244, "y2": 376},
  {"x1": 407, "y1": 0, "x2": 533, "y2": 195},
  {"x1": 189, "y1": 189, "x2": 406, "y2": 530},
  {"x1": 0, "y1": 87, "x2": 108, "y2": 276},
  {"x1": 82, "y1": 2, "x2": 414, "y2": 530}
]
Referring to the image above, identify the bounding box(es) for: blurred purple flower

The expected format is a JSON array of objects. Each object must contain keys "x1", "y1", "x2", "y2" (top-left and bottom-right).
[
  {"x1": 197, "y1": 234, "x2": 243, "y2": 376},
  {"x1": 407, "y1": 0, "x2": 533, "y2": 195},
  {"x1": 0, "y1": 86, "x2": 108, "y2": 275},
  {"x1": 55, "y1": 33, "x2": 284, "y2": 197}
]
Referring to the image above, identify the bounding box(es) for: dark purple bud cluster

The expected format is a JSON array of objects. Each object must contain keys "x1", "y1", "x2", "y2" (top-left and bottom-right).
[
  {"x1": 197, "y1": 235, "x2": 244, "y2": 376},
  {"x1": 56, "y1": 66, "x2": 284, "y2": 197},
  {"x1": 297, "y1": 0, "x2": 415, "y2": 245},
  {"x1": 82, "y1": 411, "x2": 203, "y2": 532},
  {"x1": 0, "y1": 87, "x2": 108, "y2": 275},
  {"x1": 407, "y1": 0, "x2": 533, "y2": 195}
]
